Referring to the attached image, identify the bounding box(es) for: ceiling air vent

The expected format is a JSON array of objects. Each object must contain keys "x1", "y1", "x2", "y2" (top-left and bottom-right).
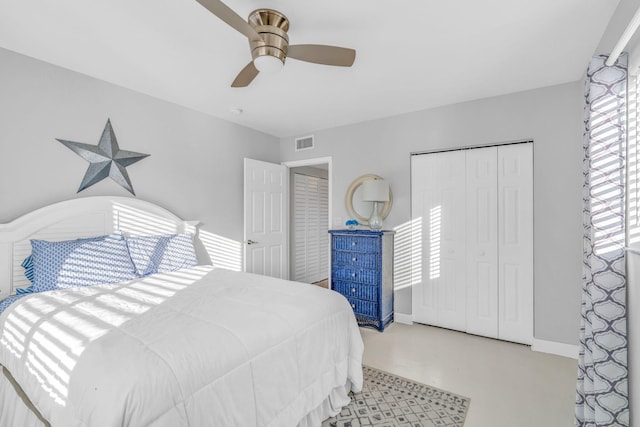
[{"x1": 295, "y1": 135, "x2": 314, "y2": 151}]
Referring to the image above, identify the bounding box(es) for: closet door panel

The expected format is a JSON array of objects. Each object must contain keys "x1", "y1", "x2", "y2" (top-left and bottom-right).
[
  {"x1": 292, "y1": 173, "x2": 328, "y2": 283},
  {"x1": 411, "y1": 155, "x2": 439, "y2": 325},
  {"x1": 411, "y1": 151, "x2": 466, "y2": 330},
  {"x1": 498, "y1": 143, "x2": 533, "y2": 344},
  {"x1": 436, "y1": 151, "x2": 467, "y2": 331},
  {"x1": 466, "y1": 147, "x2": 499, "y2": 338}
]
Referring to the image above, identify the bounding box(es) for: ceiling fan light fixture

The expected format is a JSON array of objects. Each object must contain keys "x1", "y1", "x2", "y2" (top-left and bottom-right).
[
  {"x1": 253, "y1": 55, "x2": 284, "y2": 73},
  {"x1": 195, "y1": 1, "x2": 356, "y2": 87}
]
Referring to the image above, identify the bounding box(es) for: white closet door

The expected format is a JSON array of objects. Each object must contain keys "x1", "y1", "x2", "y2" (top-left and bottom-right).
[
  {"x1": 412, "y1": 151, "x2": 467, "y2": 330},
  {"x1": 497, "y1": 143, "x2": 533, "y2": 344},
  {"x1": 292, "y1": 173, "x2": 328, "y2": 283},
  {"x1": 465, "y1": 147, "x2": 499, "y2": 338}
]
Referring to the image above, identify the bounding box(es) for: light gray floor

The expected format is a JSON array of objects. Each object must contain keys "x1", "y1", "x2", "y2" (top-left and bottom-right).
[{"x1": 361, "y1": 322, "x2": 578, "y2": 427}]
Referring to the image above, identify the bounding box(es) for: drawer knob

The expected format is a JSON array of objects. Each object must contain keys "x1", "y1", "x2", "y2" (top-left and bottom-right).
[
  {"x1": 352, "y1": 257, "x2": 357, "y2": 262},
  {"x1": 352, "y1": 273, "x2": 356, "y2": 277},
  {"x1": 351, "y1": 304, "x2": 356, "y2": 309},
  {"x1": 352, "y1": 242, "x2": 356, "y2": 246},
  {"x1": 351, "y1": 288, "x2": 356, "y2": 293}
]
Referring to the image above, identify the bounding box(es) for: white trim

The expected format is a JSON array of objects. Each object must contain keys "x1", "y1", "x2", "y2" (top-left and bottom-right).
[
  {"x1": 282, "y1": 157, "x2": 333, "y2": 285},
  {"x1": 532, "y1": 338, "x2": 579, "y2": 359},
  {"x1": 282, "y1": 157, "x2": 332, "y2": 170},
  {"x1": 394, "y1": 313, "x2": 413, "y2": 325},
  {"x1": 606, "y1": 5, "x2": 640, "y2": 66}
]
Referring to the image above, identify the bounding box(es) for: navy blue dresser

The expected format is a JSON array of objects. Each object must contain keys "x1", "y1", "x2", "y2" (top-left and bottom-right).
[{"x1": 329, "y1": 230, "x2": 394, "y2": 331}]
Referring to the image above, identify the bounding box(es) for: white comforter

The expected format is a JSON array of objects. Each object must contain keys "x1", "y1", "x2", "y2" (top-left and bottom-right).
[{"x1": 0, "y1": 266, "x2": 364, "y2": 426}]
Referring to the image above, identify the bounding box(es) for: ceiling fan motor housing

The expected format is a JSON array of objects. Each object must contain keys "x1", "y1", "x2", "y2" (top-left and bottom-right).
[{"x1": 248, "y1": 9, "x2": 290, "y2": 65}]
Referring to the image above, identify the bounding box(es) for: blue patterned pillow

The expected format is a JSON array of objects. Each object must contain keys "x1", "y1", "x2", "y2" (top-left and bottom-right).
[
  {"x1": 126, "y1": 233, "x2": 198, "y2": 276},
  {"x1": 16, "y1": 286, "x2": 34, "y2": 295},
  {"x1": 21, "y1": 255, "x2": 35, "y2": 284},
  {"x1": 17, "y1": 255, "x2": 36, "y2": 295},
  {"x1": 30, "y1": 233, "x2": 137, "y2": 292}
]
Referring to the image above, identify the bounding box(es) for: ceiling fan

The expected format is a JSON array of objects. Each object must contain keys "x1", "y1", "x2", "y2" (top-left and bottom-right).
[{"x1": 195, "y1": 0, "x2": 356, "y2": 87}]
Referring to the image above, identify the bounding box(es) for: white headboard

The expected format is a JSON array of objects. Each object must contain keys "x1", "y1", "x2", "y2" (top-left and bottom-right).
[{"x1": 0, "y1": 197, "x2": 200, "y2": 298}]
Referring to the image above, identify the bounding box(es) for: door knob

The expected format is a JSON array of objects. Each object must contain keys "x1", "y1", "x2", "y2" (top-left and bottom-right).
[{"x1": 246, "y1": 240, "x2": 258, "y2": 245}]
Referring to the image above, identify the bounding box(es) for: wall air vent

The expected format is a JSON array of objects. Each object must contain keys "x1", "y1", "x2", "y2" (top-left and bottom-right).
[{"x1": 295, "y1": 135, "x2": 314, "y2": 151}]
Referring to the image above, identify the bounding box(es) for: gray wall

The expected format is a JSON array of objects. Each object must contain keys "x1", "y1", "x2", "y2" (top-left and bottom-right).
[
  {"x1": 280, "y1": 82, "x2": 584, "y2": 346},
  {"x1": 0, "y1": 48, "x2": 280, "y2": 263},
  {"x1": 0, "y1": 46, "x2": 585, "y2": 346}
]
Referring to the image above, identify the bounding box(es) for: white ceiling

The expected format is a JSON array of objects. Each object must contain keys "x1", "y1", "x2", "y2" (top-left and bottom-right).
[{"x1": 0, "y1": 0, "x2": 619, "y2": 138}]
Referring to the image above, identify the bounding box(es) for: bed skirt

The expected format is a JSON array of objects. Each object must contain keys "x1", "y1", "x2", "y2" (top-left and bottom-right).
[
  {"x1": 0, "y1": 364, "x2": 357, "y2": 427},
  {"x1": 1, "y1": 366, "x2": 48, "y2": 427}
]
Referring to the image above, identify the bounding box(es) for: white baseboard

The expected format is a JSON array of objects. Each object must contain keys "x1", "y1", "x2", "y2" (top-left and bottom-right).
[
  {"x1": 388, "y1": 317, "x2": 578, "y2": 358},
  {"x1": 532, "y1": 338, "x2": 579, "y2": 359},
  {"x1": 394, "y1": 313, "x2": 413, "y2": 325}
]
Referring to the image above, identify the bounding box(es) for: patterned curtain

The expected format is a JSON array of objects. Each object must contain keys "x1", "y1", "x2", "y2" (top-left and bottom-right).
[{"x1": 576, "y1": 53, "x2": 629, "y2": 426}]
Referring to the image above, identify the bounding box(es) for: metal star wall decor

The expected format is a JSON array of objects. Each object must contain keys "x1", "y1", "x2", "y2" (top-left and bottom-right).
[{"x1": 56, "y1": 119, "x2": 149, "y2": 195}]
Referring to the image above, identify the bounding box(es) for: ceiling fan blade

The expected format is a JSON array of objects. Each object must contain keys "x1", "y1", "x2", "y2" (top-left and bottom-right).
[
  {"x1": 288, "y1": 45, "x2": 356, "y2": 67},
  {"x1": 231, "y1": 61, "x2": 259, "y2": 87},
  {"x1": 195, "y1": 0, "x2": 262, "y2": 42}
]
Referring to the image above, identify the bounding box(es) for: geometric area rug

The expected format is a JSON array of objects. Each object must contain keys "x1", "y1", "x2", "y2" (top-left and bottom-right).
[{"x1": 322, "y1": 365, "x2": 470, "y2": 427}]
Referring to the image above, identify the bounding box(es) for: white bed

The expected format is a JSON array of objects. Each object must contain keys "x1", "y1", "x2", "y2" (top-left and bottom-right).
[{"x1": 0, "y1": 197, "x2": 363, "y2": 426}]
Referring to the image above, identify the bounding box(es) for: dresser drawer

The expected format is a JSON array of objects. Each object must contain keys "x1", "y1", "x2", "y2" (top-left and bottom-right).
[
  {"x1": 332, "y1": 235, "x2": 380, "y2": 253},
  {"x1": 346, "y1": 297, "x2": 378, "y2": 319},
  {"x1": 333, "y1": 280, "x2": 378, "y2": 302},
  {"x1": 333, "y1": 267, "x2": 378, "y2": 285},
  {"x1": 333, "y1": 251, "x2": 379, "y2": 269}
]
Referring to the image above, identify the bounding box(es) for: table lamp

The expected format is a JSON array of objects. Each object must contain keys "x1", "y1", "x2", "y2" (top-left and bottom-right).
[{"x1": 362, "y1": 179, "x2": 389, "y2": 231}]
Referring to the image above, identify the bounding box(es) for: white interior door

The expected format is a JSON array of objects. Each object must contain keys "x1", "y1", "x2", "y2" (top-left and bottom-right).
[
  {"x1": 497, "y1": 143, "x2": 533, "y2": 344},
  {"x1": 465, "y1": 147, "x2": 499, "y2": 338},
  {"x1": 244, "y1": 158, "x2": 288, "y2": 279},
  {"x1": 412, "y1": 151, "x2": 467, "y2": 330}
]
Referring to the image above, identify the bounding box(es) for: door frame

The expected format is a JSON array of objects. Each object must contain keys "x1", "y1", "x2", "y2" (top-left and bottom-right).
[{"x1": 282, "y1": 157, "x2": 333, "y2": 285}]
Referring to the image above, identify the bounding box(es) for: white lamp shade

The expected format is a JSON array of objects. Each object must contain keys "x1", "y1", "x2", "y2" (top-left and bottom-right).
[{"x1": 362, "y1": 179, "x2": 389, "y2": 202}]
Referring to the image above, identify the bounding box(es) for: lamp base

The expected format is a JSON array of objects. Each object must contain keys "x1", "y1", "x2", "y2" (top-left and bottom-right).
[{"x1": 369, "y1": 201, "x2": 383, "y2": 231}]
